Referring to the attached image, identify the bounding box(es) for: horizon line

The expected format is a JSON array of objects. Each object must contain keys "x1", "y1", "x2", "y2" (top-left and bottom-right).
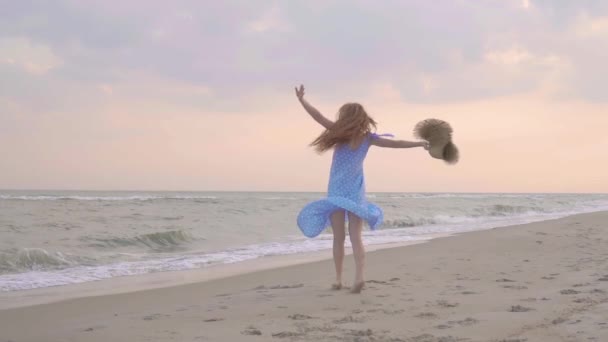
[{"x1": 1, "y1": 189, "x2": 607, "y2": 195}]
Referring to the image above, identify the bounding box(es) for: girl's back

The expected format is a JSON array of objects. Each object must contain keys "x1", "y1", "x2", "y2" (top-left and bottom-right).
[{"x1": 328, "y1": 135, "x2": 373, "y2": 201}]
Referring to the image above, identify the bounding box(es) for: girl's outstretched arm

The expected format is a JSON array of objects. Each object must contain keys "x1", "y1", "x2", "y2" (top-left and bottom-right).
[
  {"x1": 295, "y1": 84, "x2": 333, "y2": 129},
  {"x1": 371, "y1": 137, "x2": 429, "y2": 149}
]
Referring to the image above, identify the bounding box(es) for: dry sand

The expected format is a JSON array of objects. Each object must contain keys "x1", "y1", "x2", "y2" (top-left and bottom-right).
[{"x1": 1, "y1": 211, "x2": 607, "y2": 342}]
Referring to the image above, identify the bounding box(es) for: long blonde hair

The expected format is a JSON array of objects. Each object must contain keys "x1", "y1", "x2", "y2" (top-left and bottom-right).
[{"x1": 311, "y1": 103, "x2": 377, "y2": 153}]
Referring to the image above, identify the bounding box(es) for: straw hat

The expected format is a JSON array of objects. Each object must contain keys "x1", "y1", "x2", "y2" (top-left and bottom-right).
[{"x1": 413, "y1": 118, "x2": 459, "y2": 165}]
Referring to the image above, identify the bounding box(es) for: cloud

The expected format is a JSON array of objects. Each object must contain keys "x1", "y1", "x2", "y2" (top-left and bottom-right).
[
  {"x1": 248, "y1": 5, "x2": 288, "y2": 33},
  {"x1": 0, "y1": 37, "x2": 62, "y2": 74},
  {"x1": 485, "y1": 47, "x2": 533, "y2": 65},
  {"x1": 574, "y1": 14, "x2": 608, "y2": 37},
  {"x1": 1, "y1": 0, "x2": 607, "y2": 110},
  {"x1": 99, "y1": 84, "x2": 113, "y2": 95}
]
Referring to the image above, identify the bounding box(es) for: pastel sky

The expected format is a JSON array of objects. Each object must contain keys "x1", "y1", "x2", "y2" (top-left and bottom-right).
[{"x1": 1, "y1": 0, "x2": 607, "y2": 193}]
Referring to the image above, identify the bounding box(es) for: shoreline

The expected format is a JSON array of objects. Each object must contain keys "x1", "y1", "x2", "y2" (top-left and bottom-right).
[
  {"x1": 2, "y1": 191, "x2": 607, "y2": 300},
  {"x1": 0, "y1": 239, "x2": 435, "y2": 310},
  {"x1": 3, "y1": 207, "x2": 604, "y2": 302},
  {"x1": 0, "y1": 209, "x2": 604, "y2": 309},
  {"x1": 1, "y1": 211, "x2": 607, "y2": 341}
]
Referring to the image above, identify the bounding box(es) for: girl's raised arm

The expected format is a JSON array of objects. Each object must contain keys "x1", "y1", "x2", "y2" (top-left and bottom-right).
[
  {"x1": 295, "y1": 84, "x2": 333, "y2": 129},
  {"x1": 371, "y1": 137, "x2": 429, "y2": 149}
]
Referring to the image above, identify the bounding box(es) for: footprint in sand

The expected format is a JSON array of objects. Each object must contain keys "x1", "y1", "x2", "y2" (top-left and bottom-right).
[
  {"x1": 389, "y1": 309, "x2": 406, "y2": 315},
  {"x1": 143, "y1": 313, "x2": 170, "y2": 321},
  {"x1": 346, "y1": 328, "x2": 374, "y2": 338},
  {"x1": 552, "y1": 317, "x2": 567, "y2": 325},
  {"x1": 295, "y1": 323, "x2": 339, "y2": 334},
  {"x1": 411, "y1": 333, "x2": 466, "y2": 342},
  {"x1": 333, "y1": 315, "x2": 367, "y2": 324},
  {"x1": 573, "y1": 297, "x2": 595, "y2": 304},
  {"x1": 509, "y1": 305, "x2": 534, "y2": 312},
  {"x1": 560, "y1": 289, "x2": 580, "y2": 295},
  {"x1": 496, "y1": 278, "x2": 516, "y2": 283},
  {"x1": 572, "y1": 283, "x2": 591, "y2": 287},
  {"x1": 268, "y1": 284, "x2": 303, "y2": 289},
  {"x1": 503, "y1": 285, "x2": 528, "y2": 290},
  {"x1": 461, "y1": 291, "x2": 478, "y2": 295},
  {"x1": 447, "y1": 317, "x2": 478, "y2": 326},
  {"x1": 415, "y1": 312, "x2": 438, "y2": 319},
  {"x1": 241, "y1": 326, "x2": 262, "y2": 336},
  {"x1": 203, "y1": 318, "x2": 224, "y2": 322},
  {"x1": 436, "y1": 300, "x2": 459, "y2": 308},
  {"x1": 83, "y1": 325, "x2": 106, "y2": 332},
  {"x1": 288, "y1": 314, "x2": 315, "y2": 320},
  {"x1": 272, "y1": 331, "x2": 303, "y2": 339}
]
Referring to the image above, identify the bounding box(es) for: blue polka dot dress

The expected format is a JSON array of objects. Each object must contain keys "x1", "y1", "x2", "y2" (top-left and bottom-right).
[{"x1": 297, "y1": 133, "x2": 390, "y2": 238}]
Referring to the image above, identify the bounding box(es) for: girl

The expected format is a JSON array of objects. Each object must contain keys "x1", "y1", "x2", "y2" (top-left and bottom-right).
[{"x1": 295, "y1": 84, "x2": 428, "y2": 294}]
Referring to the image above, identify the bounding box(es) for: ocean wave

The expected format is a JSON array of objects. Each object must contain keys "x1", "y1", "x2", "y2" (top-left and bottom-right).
[
  {"x1": 0, "y1": 195, "x2": 218, "y2": 201},
  {"x1": 474, "y1": 204, "x2": 548, "y2": 217},
  {"x1": 87, "y1": 230, "x2": 196, "y2": 250},
  {"x1": 381, "y1": 193, "x2": 552, "y2": 199},
  {"x1": 382, "y1": 205, "x2": 551, "y2": 229},
  {"x1": 383, "y1": 217, "x2": 438, "y2": 228},
  {"x1": 0, "y1": 248, "x2": 80, "y2": 273}
]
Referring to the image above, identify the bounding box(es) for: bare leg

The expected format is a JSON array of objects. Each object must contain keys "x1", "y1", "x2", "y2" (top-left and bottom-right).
[
  {"x1": 347, "y1": 212, "x2": 365, "y2": 293},
  {"x1": 330, "y1": 210, "x2": 346, "y2": 289}
]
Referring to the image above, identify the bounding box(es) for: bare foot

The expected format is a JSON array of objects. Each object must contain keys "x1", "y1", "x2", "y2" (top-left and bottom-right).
[
  {"x1": 331, "y1": 283, "x2": 342, "y2": 290},
  {"x1": 350, "y1": 281, "x2": 365, "y2": 294}
]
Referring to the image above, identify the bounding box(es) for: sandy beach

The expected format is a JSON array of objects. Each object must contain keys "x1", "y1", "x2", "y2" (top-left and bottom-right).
[{"x1": 1, "y1": 211, "x2": 607, "y2": 342}]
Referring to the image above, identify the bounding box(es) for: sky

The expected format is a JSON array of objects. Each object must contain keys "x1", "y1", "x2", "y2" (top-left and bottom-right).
[{"x1": 1, "y1": 0, "x2": 607, "y2": 193}]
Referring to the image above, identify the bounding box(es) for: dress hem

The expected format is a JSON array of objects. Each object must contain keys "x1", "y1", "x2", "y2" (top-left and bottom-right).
[{"x1": 296, "y1": 196, "x2": 383, "y2": 238}]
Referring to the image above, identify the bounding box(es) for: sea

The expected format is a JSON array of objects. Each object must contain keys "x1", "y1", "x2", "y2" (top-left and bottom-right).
[{"x1": 1, "y1": 190, "x2": 607, "y2": 292}]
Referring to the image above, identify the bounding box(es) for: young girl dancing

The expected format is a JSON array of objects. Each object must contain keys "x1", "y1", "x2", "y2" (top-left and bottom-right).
[{"x1": 295, "y1": 84, "x2": 428, "y2": 294}]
